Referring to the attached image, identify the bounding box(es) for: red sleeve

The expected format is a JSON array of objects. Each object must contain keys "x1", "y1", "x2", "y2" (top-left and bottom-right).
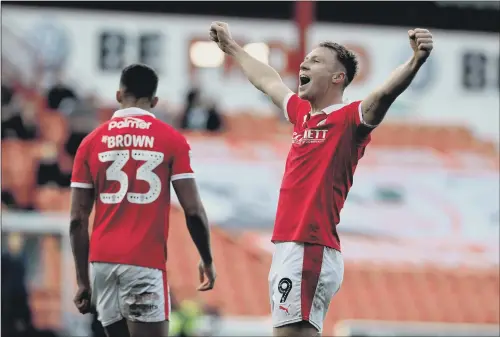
[
  {"x1": 350, "y1": 100, "x2": 378, "y2": 128},
  {"x1": 347, "y1": 100, "x2": 364, "y2": 127},
  {"x1": 171, "y1": 135, "x2": 195, "y2": 181},
  {"x1": 282, "y1": 93, "x2": 308, "y2": 125},
  {"x1": 346, "y1": 101, "x2": 372, "y2": 147},
  {"x1": 70, "y1": 137, "x2": 93, "y2": 189}
]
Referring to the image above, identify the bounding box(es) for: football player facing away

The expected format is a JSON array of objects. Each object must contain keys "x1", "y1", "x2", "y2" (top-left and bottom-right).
[{"x1": 69, "y1": 64, "x2": 216, "y2": 337}]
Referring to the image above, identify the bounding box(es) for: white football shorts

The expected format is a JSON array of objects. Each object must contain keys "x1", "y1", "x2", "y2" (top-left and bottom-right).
[
  {"x1": 90, "y1": 262, "x2": 170, "y2": 327},
  {"x1": 268, "y1": 242, "x2": 344, "y2": 332}
]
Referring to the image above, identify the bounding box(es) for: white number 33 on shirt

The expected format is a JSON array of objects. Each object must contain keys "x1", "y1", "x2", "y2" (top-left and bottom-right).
[{"x1": 98, "y1": 149, "x2": 164, "y2": 204}]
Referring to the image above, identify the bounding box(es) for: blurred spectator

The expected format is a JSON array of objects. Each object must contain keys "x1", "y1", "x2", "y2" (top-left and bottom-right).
[
  {"x1": 170, "y1": 299, "x2": 202, "y2": 337},
  {"x1": 2, "y1": 130, "x2": 37, "y2": 210},
  {"x1": 1, "y1": 190, "x2": 35, "y2": 211},
  {"x1": 36, "y1": 144, "x2": 72, "y2": 188},
  {"x1": 1, "y1": 83, "x2": 37, "y2": 140},
  {"x1": 45, "y1": 78, "x2": 77, "y2": 115},
  {"x1": 36, "y1": 92, "x2": 99, "y2": 188},
  {"x1": 179, "y1": 88, "x2": 224, "y2": 132},
  {"x1": 1, "y1": 240, "x2": 33, "y2": 336},
  {"x1": 2, "y1": 233, "x2": 60, "y2": 337},
  {"x1": 65, "y1": 93, "x2": 99, "y2": 157}
]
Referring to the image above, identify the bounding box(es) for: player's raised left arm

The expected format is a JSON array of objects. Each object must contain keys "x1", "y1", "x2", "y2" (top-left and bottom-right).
[{"x1": 360, "y1": 28, "x2": 433, "y2": 127}]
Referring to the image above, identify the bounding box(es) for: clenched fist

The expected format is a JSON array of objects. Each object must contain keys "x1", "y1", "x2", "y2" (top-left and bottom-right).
[
  {"x1": 197, "y1": 260, "x2": 216, "y2": 292},
  {"x1": 210, "y1": 21, "x2": 237, "y2": 54},
  {"x1": 409, "y1": 28, "x2": 433, "y2": 64}
]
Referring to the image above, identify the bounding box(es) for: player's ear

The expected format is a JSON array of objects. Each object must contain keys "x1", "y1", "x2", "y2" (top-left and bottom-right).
[
  {"x1": 116, "y1": 91, "x2": 122, "y2": 104},
  {"x1": 150, "y1": 96, "x2": 159, "y2": 108},
  {"x1": 331, "y1": 72, "x2": 345, "y2": 85}
]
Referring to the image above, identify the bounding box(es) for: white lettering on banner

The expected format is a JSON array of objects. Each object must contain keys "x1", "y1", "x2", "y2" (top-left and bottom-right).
[
  {"x1": 102, "y1": 135, "x2": 155, "y2": 148},
  {"x1": 108, "y1": 117, "x2": 152, "y2": 130},
  {"x1": 99, "y1": 31, "x2": 163, "y2": 72},
  {"x1": 2, "y1": 6, "x2": 498, "y2": 141},
  {"x1": 461, "y1": 50, "x2": 500, "y2": 91}
]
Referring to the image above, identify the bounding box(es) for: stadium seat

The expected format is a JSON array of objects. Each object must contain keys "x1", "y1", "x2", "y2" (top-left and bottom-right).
[
  {"x1": 30, "y1": 289, "x2": 62, "y2": 330},
  {"x1": 18, "y1": 203, "x2": 500, "y2": 331},
  {"x1": 37, "y1": 111, "x2": 69, "y2": 146},
  {"x1": 2, "y1": 140, "x2": 38, "y2": 206},
  {"x1": 2, "y1": 88, "x2": 498, "y2": 331},
  {"x1": 166, "y1": 208, "x2": 498, "y2": 327},
  {"x1": 34, "y1": 187, "x2": 65, "y2": 211}
]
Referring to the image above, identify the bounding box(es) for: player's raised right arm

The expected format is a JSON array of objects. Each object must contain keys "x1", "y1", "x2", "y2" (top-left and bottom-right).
[{"x1": 210, "y1": 21, "x2": 292, "y2": 110}]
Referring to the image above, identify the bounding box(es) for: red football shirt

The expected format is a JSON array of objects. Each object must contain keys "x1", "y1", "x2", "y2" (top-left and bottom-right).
[
  {"x1": 71, "y1": 108, "x2": 194, "y2": 271},
  {"x1": 272, "y1": 94, "x2": 373, "y2": 251}
]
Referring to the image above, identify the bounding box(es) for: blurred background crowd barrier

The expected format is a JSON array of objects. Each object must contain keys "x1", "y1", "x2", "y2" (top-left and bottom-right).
[{"x1": 1, "y1": 1, "x2": 499, "y2": 336}]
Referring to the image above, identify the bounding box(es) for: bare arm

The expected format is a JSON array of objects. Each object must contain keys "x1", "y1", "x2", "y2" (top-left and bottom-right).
[
  {"x1": 360, "y1": 29, "x2": 434, "y2": 127},
  {"x1": 228, "y1": 44, "x2": 292, "y2": 108},
  {"x1": 210, "y1": 21, "x2": 292, "y2": 110},
  {"x1": 360, "y1": 58, "x2": 421, "y2": 126},
  {"x1": 69, "y1": 187, "x2": 94, "y2": 288},
  {"x1": 172, "y1": 178, "x2": 213, "y2": 265}
]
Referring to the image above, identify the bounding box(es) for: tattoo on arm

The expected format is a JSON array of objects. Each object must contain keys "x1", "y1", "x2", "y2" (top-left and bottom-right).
[{"x1": 363, "y1": 101, "x2": 377, "y2": 117}]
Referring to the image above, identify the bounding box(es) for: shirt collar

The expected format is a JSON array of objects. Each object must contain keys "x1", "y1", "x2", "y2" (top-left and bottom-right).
[
  {"x1": 322, "y1": 103, "x2": 347, "y2": 115},
  {"x1": 112, "y1": 107, "x2": 156, "y2": 119}
]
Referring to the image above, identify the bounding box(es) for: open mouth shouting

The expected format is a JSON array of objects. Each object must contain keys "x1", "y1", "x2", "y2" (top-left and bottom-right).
[{"x1": 299, "y1": 74, "x2": 311, "y2": 90}]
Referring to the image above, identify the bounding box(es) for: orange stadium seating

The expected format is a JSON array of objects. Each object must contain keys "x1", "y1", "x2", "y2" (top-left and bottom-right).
[
  {"x1": 28, "y1": 205, "x2": 499, "y2": 332},
  {"x1": 167, "y1": 207, "x2": 500, "y2": 332},
  {"x1": 3, "y1": 104, "x2": 499, "y2": 332}
]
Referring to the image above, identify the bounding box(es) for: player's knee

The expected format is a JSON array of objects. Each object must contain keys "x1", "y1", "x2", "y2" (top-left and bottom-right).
[
  {"x1": 127, "y1": 321, "x2": 169, "y2": 337},
  {"x1": 104, "y1": 319, "x2": 130, "y2": 337},
  {"x1": 274, "y1": 320, "x2": 319, "y2": 337}
]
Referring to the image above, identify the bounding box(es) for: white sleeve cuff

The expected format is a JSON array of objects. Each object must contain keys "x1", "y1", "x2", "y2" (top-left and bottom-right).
[
  {"x1": 282, "y1": 93, "x2": 294, "y2": 122},
  {"x1": 71, "y1": 182, "x2": 93, "y2": 188},
  {"x1": 359, "y1": 102, "x2": 378, "y2": 128},
  {"x1": 171, "y1": 173, "x2": 195, "y2": 181}
]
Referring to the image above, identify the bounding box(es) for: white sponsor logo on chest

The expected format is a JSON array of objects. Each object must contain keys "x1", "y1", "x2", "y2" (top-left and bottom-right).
[{"x1": 292, "y1": 129, "x2": 328, "y2": 145}]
